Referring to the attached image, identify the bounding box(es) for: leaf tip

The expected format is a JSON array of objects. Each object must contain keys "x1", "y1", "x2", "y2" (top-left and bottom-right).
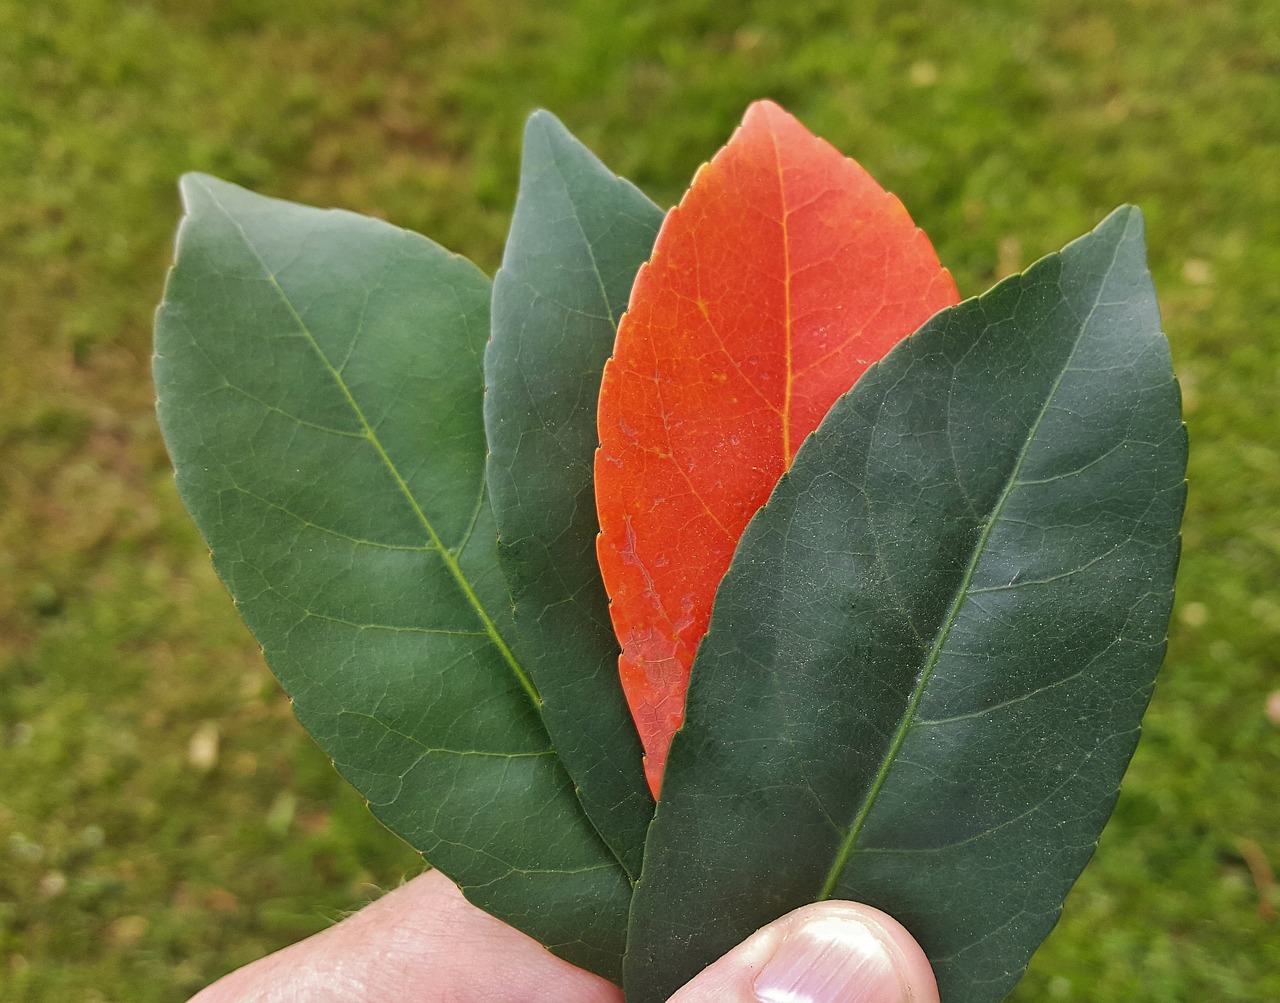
[
  {"x1": 738, "y1": 99, "x2": 814, "y2": 147},
  {"x1": 523, "y1": 107, "x2": 564, "y2": 141},
  {"x1": 176, "y1": 171, "x2": 228, "y2": 212},
  {"x1": 1095, "y1": 203, "x2": 1147, "y2": 247},
  {"x1": 742, "y1": 97, "x2": 792, "y2": 127}
]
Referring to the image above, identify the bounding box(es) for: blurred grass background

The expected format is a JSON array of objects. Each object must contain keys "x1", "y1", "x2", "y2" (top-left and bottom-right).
[{"x1": 1, "y1": 0, "x2": 1277, "y2": 999}]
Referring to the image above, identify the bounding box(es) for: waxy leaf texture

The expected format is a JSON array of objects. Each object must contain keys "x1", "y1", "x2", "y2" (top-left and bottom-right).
[
  {"x1": 595, "y1": 101, "x2": 959, "y2": 794},
  {"x1": 624, "y1": 208, "x2": 1187, "y2": 1003},
  {"x1": 486, "y1": 111, "x2": 663, "y2": 879},
  {"x1": 154, "y1": 176, "x2": 631, "y2": 981}
]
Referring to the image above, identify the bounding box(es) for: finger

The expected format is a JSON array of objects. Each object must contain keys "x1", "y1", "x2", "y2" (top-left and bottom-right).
[
  {"x1": 668, "y1": 901, "x2": 939, "y2": 1003},
  {"x1": 188, "y1": 869, "x2": 625, "y2": 1003}
]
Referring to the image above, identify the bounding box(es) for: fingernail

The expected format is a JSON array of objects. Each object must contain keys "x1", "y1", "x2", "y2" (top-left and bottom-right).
[{"x1": 753, "y1": 915, "x2": 907, "y2": 1003}]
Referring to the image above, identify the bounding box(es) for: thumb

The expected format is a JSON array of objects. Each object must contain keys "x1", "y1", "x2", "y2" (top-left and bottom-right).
[{"x1": 668, "y1": 901, "x2": 939, "y2": 1003}]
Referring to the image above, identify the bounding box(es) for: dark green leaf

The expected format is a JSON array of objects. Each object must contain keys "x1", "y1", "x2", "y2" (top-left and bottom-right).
[
  {"x1": 625, "y1": 207, "x2": 1187, "y2": 1002},
  {"x1": 154, "y1": 174, "x2": 630, "y2": 981},
  {"x1": 486, "y1": 112, "x2": 663, "y2": 880}
]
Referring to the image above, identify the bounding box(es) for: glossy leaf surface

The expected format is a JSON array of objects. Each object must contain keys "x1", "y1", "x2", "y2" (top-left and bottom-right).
[
  {"x1": 486, "y1": 112, "x2": 663, "y2": 879},
  {"x1": 154, "y1": 175, "x2": 630, "y2": 981},
  {"x1": 596, "y1": 100, "x2": 959, "y2": 794},
  {"x1": 625, "y1": 207, "x2": 1187, "y2": 1002}
]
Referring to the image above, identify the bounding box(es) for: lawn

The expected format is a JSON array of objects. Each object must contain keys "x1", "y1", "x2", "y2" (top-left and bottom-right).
[{"x1": 1, "y1": 0, "x2": 1277, "y2": 999}]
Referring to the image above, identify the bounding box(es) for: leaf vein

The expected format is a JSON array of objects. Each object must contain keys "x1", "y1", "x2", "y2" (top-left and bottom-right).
[
  {"x1": 196, "y1": 178, "x2": 543, "y2": 713},
  {"x1": 816, "y1": 224, "x2": 1130, "y2": 900}
]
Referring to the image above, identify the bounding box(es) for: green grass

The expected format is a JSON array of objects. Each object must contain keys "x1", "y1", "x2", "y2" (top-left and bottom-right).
[{"x1": 2, "y1": 0, "x2": 1277, "y2": 999}]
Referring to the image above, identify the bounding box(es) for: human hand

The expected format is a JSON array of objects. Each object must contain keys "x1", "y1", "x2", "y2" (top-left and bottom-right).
[{"x1": 189, "y1": 870, "x2": 939, "y2": 1002}]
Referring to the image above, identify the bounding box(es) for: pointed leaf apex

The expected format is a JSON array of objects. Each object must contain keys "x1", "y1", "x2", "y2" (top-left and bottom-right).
[
  {"x1": 742, "y1": 98, "x2": 791, "y2": 123},
  {"x1": 524, "y1": 107, "x2": 565, "y2": 139},
  {"x1": 1056, "y1": 204, "x2": 1151, "y2": 278},
  {"x1": 1093, "y1": 203, "x2": 1144, "y2": 244},
  {"x1": 597, "y1": 101, "x2": 959, "y2": 794},
  {"x1": 177, "y1": 172, "x2": 216, "y2": 212}
]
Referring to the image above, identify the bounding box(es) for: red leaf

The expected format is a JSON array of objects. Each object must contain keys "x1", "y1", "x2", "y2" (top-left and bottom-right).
[{"x1": 595, "y1": 101, "x2": 959, "y2": 795}]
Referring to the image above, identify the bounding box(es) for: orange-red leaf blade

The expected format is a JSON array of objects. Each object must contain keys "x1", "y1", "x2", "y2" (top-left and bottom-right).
[{"x1": 595, "y1": 101, "x2": 959, "y2": 795}]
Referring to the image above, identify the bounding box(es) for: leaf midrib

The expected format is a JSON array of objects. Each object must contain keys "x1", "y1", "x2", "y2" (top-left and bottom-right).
[
  {"x1": 816, "y1": 226, "x2": 1128, "y2": 899},
  {"x1": 764, "y1": 110, "x2": 796, "y2": 465},
  {"x1": 543, "y1": 128, "x2": 621, "y2": 331},
  {"x1": 196, "y1": 178, "x2": 543, "y2": 712}
]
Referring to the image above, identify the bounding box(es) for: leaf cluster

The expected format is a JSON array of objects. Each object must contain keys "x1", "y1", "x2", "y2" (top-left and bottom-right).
[{"x1": 154, "y1": 110, "x2": 1186, "y2": 1000}]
